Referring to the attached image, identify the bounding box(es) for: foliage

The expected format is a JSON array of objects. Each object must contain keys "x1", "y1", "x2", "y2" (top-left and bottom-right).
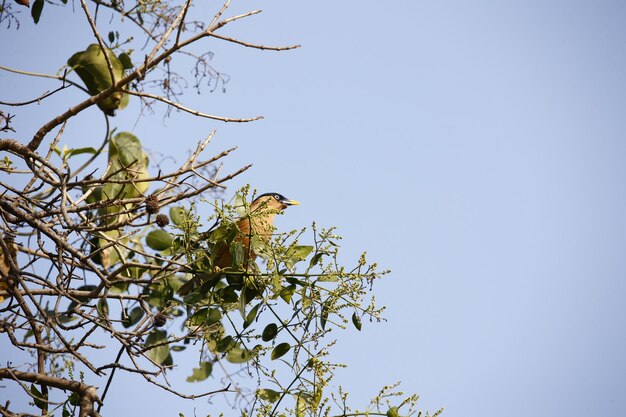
[
  {"x1": 0, "y1": 1, "x2": 439, "y2": 417},
  {"x1": 67, "y1": 44, "x2": 130, "y2": 115}
]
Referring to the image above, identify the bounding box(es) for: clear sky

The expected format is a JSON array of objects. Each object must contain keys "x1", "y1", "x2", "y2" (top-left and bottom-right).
[{"x1": 2, "y1": 1, "x2": 626, "y2": 416}]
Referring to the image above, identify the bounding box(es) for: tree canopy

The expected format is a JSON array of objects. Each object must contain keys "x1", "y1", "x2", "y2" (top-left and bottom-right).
[{"x1": 0, "y1": 2, "x2": 439, "y2": 417}]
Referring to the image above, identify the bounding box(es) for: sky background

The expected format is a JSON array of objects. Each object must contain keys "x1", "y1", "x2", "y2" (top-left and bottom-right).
[{"x1": 2, "y1": 1, "x2": 626, "y2": 416}]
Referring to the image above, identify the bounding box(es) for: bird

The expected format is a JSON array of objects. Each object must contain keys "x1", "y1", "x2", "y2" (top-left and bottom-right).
[{"x1": 178, "y1": 192, "x2": 299, "y2": 296}]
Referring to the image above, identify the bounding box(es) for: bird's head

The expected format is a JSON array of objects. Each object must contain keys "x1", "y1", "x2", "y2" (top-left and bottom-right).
[{"x1": 251, "y1": 193, "x2": 300, "y2": 212}]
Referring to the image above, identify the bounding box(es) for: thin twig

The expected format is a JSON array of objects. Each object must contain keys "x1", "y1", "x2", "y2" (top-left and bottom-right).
[{"x1": 124, "y1": 90, "x2": 263, "y2": 122}]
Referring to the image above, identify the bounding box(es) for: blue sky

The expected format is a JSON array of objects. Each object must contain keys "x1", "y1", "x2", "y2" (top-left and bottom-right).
[{"x1": 2, "y1": 1, "x2": 626, "y2": 416}]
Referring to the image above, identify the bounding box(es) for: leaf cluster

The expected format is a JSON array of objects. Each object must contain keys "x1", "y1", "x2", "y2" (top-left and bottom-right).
[{"x1": 0, "y1": 1, "x2": 437, "y2": 417}]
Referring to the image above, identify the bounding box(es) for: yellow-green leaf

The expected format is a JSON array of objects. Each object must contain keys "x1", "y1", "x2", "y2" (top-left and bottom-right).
[
  {"x1": 67, "y1": 44, "x2": 129, "y2": 115},
  {"x1": 387, "y1": 406, "x2": 399, "y2": 417},
  {"x1": 257, "y1": 388, "x2": 281, "y2": 403},
  {"x1": 145, "y1": 330, "x2": 170, "y2": 365},
  {"x1": 279, "y1": 284, "x2": 296, "y2": 303},
  {"x1": 186, "y1": 361, "x2": 213, "y2": 382},
  {"x1": 67, "y1": 147, "x2": 97, "y2": 157},
  {"x1": 226, "y1": 345, "x2": 254, "y2": 363},
  {"x1": 169, "y1": 206, "x2": 187, "y2": 226},
  {"x1": 284, "y1": 245, "x2": 314, "y2": 270},
  {"x1": 100, "y1": 132, "x2": 149, "y2": 215},
  {"x1": 146, "y1": 229, "x2": 173, "y2": 251}
]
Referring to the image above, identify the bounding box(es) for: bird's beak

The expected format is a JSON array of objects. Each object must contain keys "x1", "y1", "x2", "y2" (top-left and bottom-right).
[{"x1": 283, "y1": 199, "x2": 300, "y2": 206}]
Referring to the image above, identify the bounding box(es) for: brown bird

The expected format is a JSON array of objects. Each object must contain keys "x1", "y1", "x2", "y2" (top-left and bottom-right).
[{"x1": 178, "y1": 192, "x2": 299, "y2": 295}]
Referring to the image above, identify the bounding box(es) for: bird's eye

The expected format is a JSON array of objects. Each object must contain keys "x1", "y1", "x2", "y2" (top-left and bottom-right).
[{"x1": 274, "y1": 194, "x2": 280, "y2": 200}]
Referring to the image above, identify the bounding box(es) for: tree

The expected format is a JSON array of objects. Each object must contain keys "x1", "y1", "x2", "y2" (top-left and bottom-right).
[{"x1": 0, "y1": 2, "x2": 438, "y2": 416}]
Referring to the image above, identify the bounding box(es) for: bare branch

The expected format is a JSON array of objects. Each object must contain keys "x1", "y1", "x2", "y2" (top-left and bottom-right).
[
  {"x1": 124, "y1": 89, "x2": 263, "y2": 122},
  {"x1": 207, "y1": 31, "x2": 301, "y2": 51},
  {"x1": 212, "y1": 9, "x2": 263, "y2": 31}
]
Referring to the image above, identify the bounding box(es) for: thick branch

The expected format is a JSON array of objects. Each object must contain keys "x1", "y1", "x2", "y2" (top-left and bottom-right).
[{"x1": 0, "y1": 369, "x2": 101, "y2": 417}]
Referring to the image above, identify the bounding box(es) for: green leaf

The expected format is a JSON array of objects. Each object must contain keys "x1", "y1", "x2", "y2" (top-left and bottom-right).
[
  {"x1": 169, "y1": 206, "x2": 187, "y2": 226},
  {"x1": 317, "y1": 274, "x2": 339, "y2": 282},
  {"x1": 54, "y1": 311, "x2": 77, "y2": 324},
  {"x1": 295, "y1": 392, "x2": 307, "y2": 417},
  {"x1": 121, "y1": 307, "x2": 144, "y2": 328},
  {"x1": 182, "y1": 292, "x2": 202, "y2": 305},
  {"x1": 233, "y1": 193, "x2": 247, "y2": 216},
  {"x1": 243, "y1": 302, "x2": 261, "y2": 329},
  {"x1": 145, "y1": 330, "x2": 170, "y2": 365},
  {"x1": 313, "y1": 386, "x2": 322, "y2": 408},
  {"x1": 30, "y1": 384, "x2": 47, "y2": 410},
  {"x1": 118, "y1": 52, "x2": 133, "y2": 70},
  {"x1": 208, "y1": 221, "x2": 238, "y2": 244},
  {"x1": 162, "y1": 353, "x2": 173, "y2": 367},
  {"x1": 67, "y1": 147, "x2": 98, "y2": 157},
  {"x1": 188, "y1": 308, "x2": 208, "y2": 327},
  {"x1": 230, "y1": 241, "x2": 244, "y2": 268},
  {"x1": 146, "y1": 229, "x2": 173, "y2": 251},
  {"x1": 261, "y1": 323, "x2": 278, "y2": 342},
  {"x1": 257, "y1": 388, "x2": 281, "y2": 403},
  {"x1": 84, "y1": 185, "x2": 102, "y2": 204},
  {"x1": 271, "y1": 342, "x2": 291, "y2": 360},
  {"x1": 285, "y1": 277, "x2": 307, "y2": 286},
  {"x1": 109, "y1": 131, "x2": 147, "y2": 171},
  {"x1": 205, "y1": 308, "x2": 222, "y2": 326},
  {"x1": 97, "y1": 298, "x2": 109, "y2": 318},
  {"x1": 284, "y1": 245, "x2": 314, "y2": 270},
  {"x1": 67, "y1": 44, "x2": 129, "y2": 115},
  {"x1": 279, "y1": 284, "x2": 296, "y2": 303},
  {"x1": 226, "y1": 345, "x2": 254, "y2": 363},
  {"x1": 219, "y1": 286, "x2": 239, "y2": 303},
  {"x1": 186, "y1": 361, "x2": 213, "y2": 382},
  {"x1": 101, "y1": 132, "x2": 149, "y2": 210},
  {"x1": 320, "y1": 299, "x2": 331, "y2": 330},
  {"x1": 387, "y1": 406, "x2": 399, "y2": 417},
  {"x1": 241, "y1": 286, "x2": 260, "y2": 307},
  {"x1": 74, "y1": 285, "x2": 98, "y2": 302},
  {"x1": 31, "y1": 0, "x2": 44, "y2": 24},
  {"x1": 352, "y1": 312, "x2": 362, "y2": 331},
  {"x1": 68, "y1": 392, "x2": 80, "y2": 406},
  {"x1": 97, "y1": 230, "x2": 128, "y2": 270},
  {"x1": 296, "y1": 392, "x2": 317, "y2": 417},
  {"x1": 108, "y1": 31, "x2": 115, "y2": 44},
  {"x1": 119, "y1": 265, "x2": 146, "y2": 281},
  {"x1": 308, "y1": 251, "x2": 328, "y2": 269},
  {"x1": 216, "y1": 335, "x2": 235, "y2": 353}
]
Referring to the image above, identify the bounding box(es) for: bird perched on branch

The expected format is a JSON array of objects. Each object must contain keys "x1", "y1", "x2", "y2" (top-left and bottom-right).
[{"x1": 178, "y1": 192, "x2": 299, "y2": 295}]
